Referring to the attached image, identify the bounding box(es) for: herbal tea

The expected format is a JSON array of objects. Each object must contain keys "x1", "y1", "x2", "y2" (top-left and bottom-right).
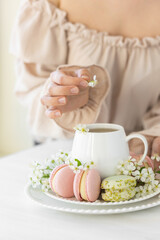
[{"x1": 89, "y1": 128, "x2": 118, "y2": 133}]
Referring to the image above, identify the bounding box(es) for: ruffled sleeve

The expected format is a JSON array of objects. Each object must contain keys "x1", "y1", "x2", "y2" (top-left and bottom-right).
[
  {"x1": 10, "y1": 0, "x2": 67, "y2": 65},
  {"x1": 139, "y1": 97, "x2": 160, "y2": 137},
  {"x1": 10, "y1": 0, "x2": 111, "y2": 140},
  {"x1": 10, "y1": 0, "x2": 70, "y2": 140}
]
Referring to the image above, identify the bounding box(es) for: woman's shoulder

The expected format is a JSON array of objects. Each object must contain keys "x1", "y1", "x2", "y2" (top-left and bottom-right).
[{"x1": 48, "y1": 0, "x2": 60, "y2": 7}]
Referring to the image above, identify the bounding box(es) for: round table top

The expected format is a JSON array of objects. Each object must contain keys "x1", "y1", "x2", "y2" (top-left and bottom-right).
[{"x1": 0, "y1": 139, "x2": 160, "y2": 240}]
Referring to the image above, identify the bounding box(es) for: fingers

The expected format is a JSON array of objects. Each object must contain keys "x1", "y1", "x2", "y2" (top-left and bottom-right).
[
  {"x1": 41, "y1": 96, "x2": 67, "y2": 107},
  {"x1": 129, "y1": 138, "x2": 145, "y2": 155},
  {"x1": 48, "y1": 83, "x2": 79, "y2": 96},
  {"x1": 152, "y1": 137, "x2": 160, "y2": 171},
  {"x1": 152, "y1": 137, "x2": 160, "y2": 155},
  {"x1": 51, "y1": 70, "x2": 89, "y2": 87},
  {"x1": 45, "y1": 108, "x2": 62, "y2": 119}
]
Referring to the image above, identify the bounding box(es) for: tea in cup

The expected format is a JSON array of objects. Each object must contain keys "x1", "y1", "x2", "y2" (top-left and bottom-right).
[{"x1": 71, "y1": 123, "x2": 148, "y2": 178}]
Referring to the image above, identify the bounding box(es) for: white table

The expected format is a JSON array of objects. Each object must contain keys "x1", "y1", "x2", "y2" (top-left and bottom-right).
[{"x1": 0, "y1": 140, "x2": 160, "y2": 240}]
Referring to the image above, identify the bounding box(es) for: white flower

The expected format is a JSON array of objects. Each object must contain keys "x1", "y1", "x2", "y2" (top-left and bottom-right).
[
  {"x1": 130, "y1": 158, "x2": 136, "y2": 162},
  {"x1": 125, "y1": 156, "x2": 132, "y2": 164},
  {"x1": 142, "y1": 168, "x2": 155, "y2": 184},
  {"x1": 83, "y1": 163, "x2": 91, "y2": 170},
  {"x1": 132, "y1": 168, "x2": 148, "y2": 182},
  {"x1": 74, "y1": 124, "x2": 89, "y2": 133},
  {"x1": 88, "y1": 161, "x2": 95, "y2": 169},
  {"x1": 117, "y1": 158, "x2": 137, "y2": 175},
  {"x1": 117, "y1": 160, "x2": 126, "y2": 169},
  {"x1": 151, "y1": 180, "x2": 160, "y2": 192},
  {"x1": 135, "y1": 186, "x2": 144, "y2": 198},
  {"x1": 126, "y1": 162, "x2": 136, "y2": 171},
  {"x1": 88, "y1": 75, "x2": 98, "y2": 87},
  {"x1": 151, "y1": 154, "x2": 160, "y2": 162}
]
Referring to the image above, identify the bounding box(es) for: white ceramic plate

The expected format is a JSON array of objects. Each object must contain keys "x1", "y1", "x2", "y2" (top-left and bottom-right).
[
  {"x1": 26, "y1": 185, "x2": 160, "y2": 215},
  {"x1": 45, "y1": 188, "x2": 160, "y2": 206}
]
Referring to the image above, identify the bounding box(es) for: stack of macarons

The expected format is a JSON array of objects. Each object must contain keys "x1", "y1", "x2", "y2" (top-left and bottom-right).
[
  {"x1": 50, "y1": 164, "x2": 101, "y2": 202},
  {"x1": 101, "y1": 175, "x2": 136, "y2": 202}
]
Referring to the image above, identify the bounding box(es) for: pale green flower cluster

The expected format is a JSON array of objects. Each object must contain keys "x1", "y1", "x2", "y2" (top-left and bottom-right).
[
  {"x1": 74, "y1": 124, "x2": 89, "y2": 133},
  {"x1": 117, "y1": 156, "x2": 160, "y2": 198},
  {"x1": 88, "y1": 75, "x2": 98, "y2": 88}
]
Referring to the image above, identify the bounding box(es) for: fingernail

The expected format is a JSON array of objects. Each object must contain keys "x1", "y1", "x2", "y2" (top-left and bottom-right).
[
  {"x1": 80, "y1": 80, "x2": 88, "y2": 87},
  {"x1": 54, "y1": 111, "x2": 61, "y2": 117},
  {"x1": 58, "y1": 97, "x2": 65, "y2": 104},
  {"x1": 70, "y1": 87, "x2": 79, "y2": 94},
  {"x1": 81, "y1": 75, "x2": 89, "y2": 80}
]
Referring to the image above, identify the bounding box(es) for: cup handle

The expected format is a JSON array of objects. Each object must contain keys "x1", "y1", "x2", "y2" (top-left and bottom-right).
[{"x1": 126, "y1": 134, "x2": 148, "y2": 164}]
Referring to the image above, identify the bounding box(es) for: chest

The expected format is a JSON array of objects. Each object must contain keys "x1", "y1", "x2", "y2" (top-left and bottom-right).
[{"x1": 60, "y1": 0, "x2": 160, "y2": 38}]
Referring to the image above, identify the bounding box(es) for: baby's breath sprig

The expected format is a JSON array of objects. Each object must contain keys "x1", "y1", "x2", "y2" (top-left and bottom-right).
[
  {"x1": 88, "y1": 75, "x2": 98, "y2": 87},
  {"x1": 116, "y1": 155, "x2": 160, "y2": 198},
  {"x1": 74, "y1": 124, "x2": 89, "y2": 133}
]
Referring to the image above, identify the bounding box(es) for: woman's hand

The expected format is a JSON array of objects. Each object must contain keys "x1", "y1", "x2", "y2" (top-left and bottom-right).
[
  {"x1": 41, "y1": 68, "x2": 91, "y2": 118},
  {"x1": 129, "y1": 135, "x2": 160, "y2": 157}
]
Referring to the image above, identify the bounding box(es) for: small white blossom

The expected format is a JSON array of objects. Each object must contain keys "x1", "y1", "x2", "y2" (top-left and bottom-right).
[
  {"x1": 117, "y1": 160, "x2": 126, "y2": 169},
  {"x1": 145, "y1": 168, "x2": 155, "y2": 183},
  {"x1": 135, "y1": 186, "x2": 144, "y2": 198},
  {"x1": 132, "y1": 168, "x2": 148, "y2": 182},
  {"x1": 74, "y1": 124, "x2": 89, "y2": 133},
  {"x1": 126, "y1": 162, "x2": 136, "y2": 171},
  {"x1": 66, "y1": 153, "x2": 95, "y2": 173},
  {"x1": 88, "y1": 75, "x2": 98, "y2": 87},
  {"x1": 131, "y1": 158, "x2": 136, "y2": 162},
  {"x1": 151, "y1": 154, "x2": 160, "y2": 162}
]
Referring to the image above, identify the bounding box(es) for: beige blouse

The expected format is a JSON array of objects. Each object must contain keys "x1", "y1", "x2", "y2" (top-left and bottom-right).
[{"x1": 10, "y1": 0, "x2": 160, "y2": 141}]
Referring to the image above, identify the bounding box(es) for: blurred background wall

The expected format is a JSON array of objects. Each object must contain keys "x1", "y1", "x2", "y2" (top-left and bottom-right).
[{"x1": 0, "y1": 0, "x2": 32, "y2": 156}]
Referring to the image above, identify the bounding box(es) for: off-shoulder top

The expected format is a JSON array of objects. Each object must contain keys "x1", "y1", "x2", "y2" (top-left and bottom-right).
[{"x1": 10, "y1": 0, "x2": 160, "y2": 140}]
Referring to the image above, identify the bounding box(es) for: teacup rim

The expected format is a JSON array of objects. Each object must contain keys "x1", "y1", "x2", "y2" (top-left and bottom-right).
[{"x1": 86, "y1": 123, "x2": 123, "y2": 134}]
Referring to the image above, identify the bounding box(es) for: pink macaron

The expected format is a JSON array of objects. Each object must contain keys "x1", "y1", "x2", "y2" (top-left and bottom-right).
[
  {"x1": 50, "y1": 164, "x2": 75, "y2": 198},
  {"x1": 73, "y1": 169, "x2": 101, "y2": 202}
]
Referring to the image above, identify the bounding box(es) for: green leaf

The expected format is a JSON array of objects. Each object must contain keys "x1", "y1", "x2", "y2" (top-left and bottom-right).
[
  {"x1": 51, "y1": 160, "x2": 55, "y2": 164},
  {"x1": 43, "y1": 174, "x2": 50, "y2": 178},
  {"x1": 46, "y1": 166, "x2": 52, "y2": 170},
  {"x1": 156, "y1": 171, "x2": 160, "y2": 174},
  {"x1": 140, "y1": 167, "x2": 145, "y2": 172},
  {"x1": 75, "y1": 159, "x2": 81, "y2": 166}
]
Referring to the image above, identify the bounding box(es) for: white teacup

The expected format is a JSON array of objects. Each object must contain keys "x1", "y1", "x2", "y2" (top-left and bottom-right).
[{"x1": 71, "y1": 123, "x2": 148, "y2": 179}]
